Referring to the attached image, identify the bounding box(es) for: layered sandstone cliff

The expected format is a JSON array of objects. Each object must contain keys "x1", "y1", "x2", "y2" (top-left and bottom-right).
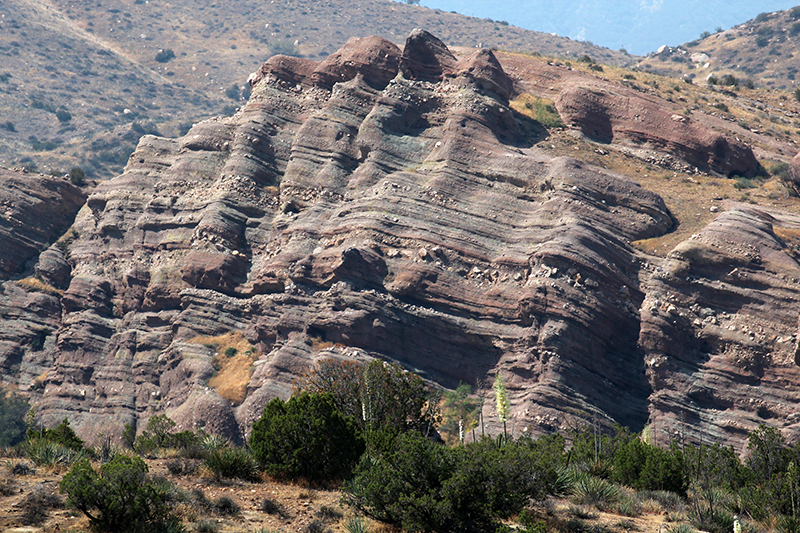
[{"x1": 1, "y1": 30, "x2": 797, "y2": 450}]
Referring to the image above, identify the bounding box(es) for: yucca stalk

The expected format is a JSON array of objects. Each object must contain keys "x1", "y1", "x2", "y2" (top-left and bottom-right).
[{"x1": 493, "y1": 374, "x2": 509, "y2": 442}]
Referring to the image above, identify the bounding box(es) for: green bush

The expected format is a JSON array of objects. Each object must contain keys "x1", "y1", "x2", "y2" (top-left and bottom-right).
[
  {"x1": 22, "y1": 438, "x2": 86, "y2": 467},
  {"x1": 345, "y1": 433, "x2": 558, "y2": 532},
  {"x1": 27, "y1": 418, "x2": 84, "y2": 451},
  {"x1": 203, "y1": 446, "x2": 259, "y2": 481},
  {"x1": 0, "y1": 387, "x2": 29, "y2": 447},
  {"x1": 55, "y1": 108, "x2": 72, "y2": 123},
  {"x1": 570, "y1": 472, "x2": 621, "y2": 507},
  {"x1": 249, "y1": 392, "x2": 364, "y2": 482},
  {"x1": 155, "y1": 49, "x2": 176, "y2": 63},
  {"x1": 69, "y1": 167, "x2": 86, "y2": 186},
  {"x1": 60, "y1": 455, "x2": 182, "y2": 533},
  {"x1": 613, "y1": 439, "x2": 686, "y2": 496},
  {"x1": 296, "y1": 359, "x2": 441, "y2": 445}
]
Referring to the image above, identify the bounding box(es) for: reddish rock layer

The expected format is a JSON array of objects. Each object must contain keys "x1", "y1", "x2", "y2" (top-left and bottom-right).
[{"x1": 555, "y1": 84, "x2": 760, "y2": 177}]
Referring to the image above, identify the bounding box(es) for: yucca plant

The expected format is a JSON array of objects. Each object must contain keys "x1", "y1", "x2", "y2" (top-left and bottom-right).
[
  {"x1": 666, "y1": 524, "x2": 695, "y2": 533},
  {"x1": 203, "y1": 446, "x2": 259, "y2": 482},
  {"x1": 571, "y1": 473, "x2": 621, "y2": 508},
  {"x1": 343, "y1": 516, "x2": 370, "y2": 533},
  {"x1": 23, "y1": 439, "x2": 85, "y2": 468}
]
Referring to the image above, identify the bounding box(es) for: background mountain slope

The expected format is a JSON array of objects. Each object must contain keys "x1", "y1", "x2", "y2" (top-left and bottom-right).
[
  {"x1": 0, "y1": 0, "x2": 630, "y2": 179},
  {"x1": 640, "y1": 7, "x2": 800, "y2": 90}
]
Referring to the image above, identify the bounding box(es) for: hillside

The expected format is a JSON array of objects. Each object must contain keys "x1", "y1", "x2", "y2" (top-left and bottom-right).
[
  {"x1": 0, "y1": 0, "x2": 631, "y2": 180},
  {"x1": 639, "y1": 7, "x2": 800, "y2": 90}
]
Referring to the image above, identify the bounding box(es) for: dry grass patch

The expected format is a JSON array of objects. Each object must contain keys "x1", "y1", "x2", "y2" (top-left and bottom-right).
[
  {"x1": 15, "y1": 277, "x2": 64, "y2": 296},
  {"x1": 189, "y1": 332, "x2": 260, "y2": 405}
]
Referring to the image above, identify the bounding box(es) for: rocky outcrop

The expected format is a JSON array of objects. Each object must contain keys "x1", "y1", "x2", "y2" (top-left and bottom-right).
[
  {"x1": 0, "y1": 169, "x2": 86, "y2": 278},
  {"x1": 555, "y1": 84, "x2": 760, "y2": 177},
  {"x1": 1, "y1": 31, "x2": 798, "y2": 451},
  {"x1": 640, "y1": 204, "x2": 800, "y2": 445}
]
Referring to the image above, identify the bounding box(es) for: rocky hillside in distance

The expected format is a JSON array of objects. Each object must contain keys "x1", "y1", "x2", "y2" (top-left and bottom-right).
[
  {"x1": 4, "y1": 28, "x2": 800, "y2": 452},
  {"x1": 639, "y1": 6, "x2": 800, "y2": 90},
  {"x1": 0, "y1": 0, "x2": 631, "y2": 180}
]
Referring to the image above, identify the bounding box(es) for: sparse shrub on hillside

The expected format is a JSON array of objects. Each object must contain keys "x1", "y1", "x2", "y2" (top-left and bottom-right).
[
  {"x1": 60, "y1": 455, "x2": 182, "y2": 533},
  {"x1": 250, "y1": 392, "x2": 364, "y2": 482},
  {"x1": 212, "y1": 495, "x2": 240, "y2": 515},
  {"x1": 155, "y1": 48, "x2": 176, "y2": 63},
  {"x1": 268, "y1": 39, "x2": 301, "y2": 57},
  {"x1": 69, "y1": 166, "x2": 85, "y2": 185},
  {"x1": 55, "y1": 107, "x2": 72, "y2": 122},
  {"x1": 19, "y1": 484, "x2": 62, "y2": 525}
]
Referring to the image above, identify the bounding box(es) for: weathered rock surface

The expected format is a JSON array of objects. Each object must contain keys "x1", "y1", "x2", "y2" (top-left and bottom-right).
[
  {"x1": 555, "y1": 84, "x2": 760, "y2": 177},
  {"x1": 1, "y1": 31, "x2": 798, "y2": 450},
  {"x1": 0, "y1": 169, "x2": 86, "y2": 278},
  {"x1": 640, "y1": 205, "x2": 800, "y2": 445}
]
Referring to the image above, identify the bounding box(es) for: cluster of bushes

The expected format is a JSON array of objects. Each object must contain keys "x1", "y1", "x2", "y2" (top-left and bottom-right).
[{"x1": 11, "y1": 363, "x2": 800, "y2": 532}]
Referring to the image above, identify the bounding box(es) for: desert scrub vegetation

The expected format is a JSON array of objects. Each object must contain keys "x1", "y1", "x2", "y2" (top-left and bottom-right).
[
  {"x1": 12, "y1": 360, "x2": 800, "y2": 532},
  {"x1": 60, "y1": 455, "x2": 183, "y2": 533}
]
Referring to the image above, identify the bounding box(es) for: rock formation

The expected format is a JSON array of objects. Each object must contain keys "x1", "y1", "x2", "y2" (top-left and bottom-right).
[{"x1": 1, "y1": 30, "x2": 797, "y2": 451}]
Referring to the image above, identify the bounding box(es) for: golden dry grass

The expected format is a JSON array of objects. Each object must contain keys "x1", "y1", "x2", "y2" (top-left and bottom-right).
[
  {"x1": 15, "y1": 277, "x2": 64, "y2": 297},
  {"x1": 189, "y1": 332, "x2": 260, "y2": 405}
]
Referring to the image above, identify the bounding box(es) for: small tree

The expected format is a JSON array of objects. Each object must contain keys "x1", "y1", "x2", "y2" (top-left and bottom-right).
[
  {"x1": 60, "y1": 455, "x2": 178, "y2": 533},
  {"x1": 68, "y1": 167, "x2": 85, "y2": 186},
  {"x1": 27, "y1": 418, "x2": 84, "y2": 451},
  {"x1": 154, "y1": 49, "x2": 175, "y2": 63},
  {"x1": 250, "y1": 392, "x2": 364, "y2": 482}
]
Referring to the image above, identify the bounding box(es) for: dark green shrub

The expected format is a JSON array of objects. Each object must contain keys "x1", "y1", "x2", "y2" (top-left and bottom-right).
[
  {"x1": 28, "y1": 418, "x2": 84, "y2": 451},
  {"x1": 296, "y1": 359, "x2": 441, "y2": 442},
  {"x1": 155, "y1": 49, "x2": 175, "y2": 63},
  {"x1": 69, "y1": 167, "x2": 85, "y2": 186},
  {"x1": 212, "y1": 495, "x2": 240, "y2": 515},
  {"x1": 60, "y1": 455, "x2": 180, "y2": 533},
  {"x1": 0, "y1": 387, "x2": 29, "y2": 447},
  {"x1": 250, "y1": 392, "x2": 364, "y2": 482},
  {"x1": 261, "y1": 497, "x2": 289, "y2": 518},
  {"x1": 204, "y1": 446, "x2": 259, "y2": 481},
  {"x1": 613, "y1": 439, "x2": 686, "y2": 496},
  {"x1": 345, "y1": 433, "x2": 558, "y2": 532},
  {"x1": 55, "y1": 108, "x2": 72, "y2": 122}
]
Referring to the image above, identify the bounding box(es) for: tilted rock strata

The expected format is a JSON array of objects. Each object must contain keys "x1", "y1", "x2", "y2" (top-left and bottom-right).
[
  {"x1": 640, "y1": 205, "x2": 800, "y2": 445},
  {"x1": 0, "y1": 170, "x2": 85, "y2": 278},
  {"x1": 555, "y1": 84, "x2": 760, "y2": 177},
  {"x1": 0, "y1": 31, "x2": 796, "y2": 451}
]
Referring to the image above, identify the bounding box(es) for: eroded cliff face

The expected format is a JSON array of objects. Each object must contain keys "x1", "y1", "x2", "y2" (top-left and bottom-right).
[{"x1": 2, "y1": 30, "x2": 799, "y2": 449}]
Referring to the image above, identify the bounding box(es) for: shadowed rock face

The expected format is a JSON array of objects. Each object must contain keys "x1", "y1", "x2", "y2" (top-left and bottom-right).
[{"x1": 1, "y1": 31, "x2": 797, "y2": 450}]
